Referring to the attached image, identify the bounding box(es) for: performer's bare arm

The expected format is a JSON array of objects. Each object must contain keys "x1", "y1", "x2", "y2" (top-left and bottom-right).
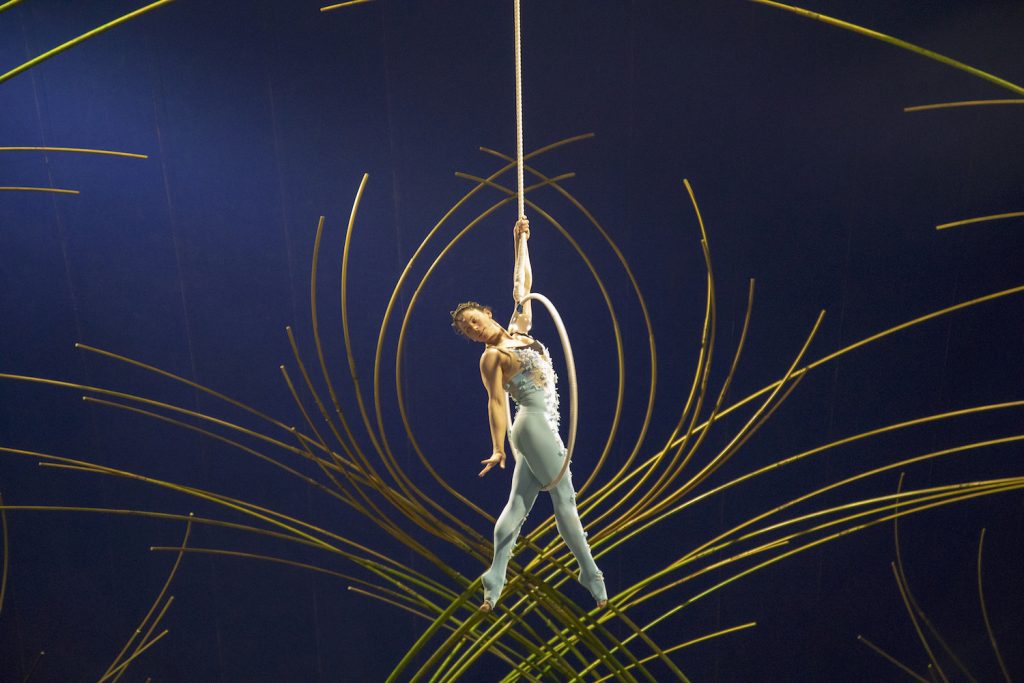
[
  {"x1": 509, "y1": 217, "x2": 533, "y2": 335},
  {"x1": 478, "y1": 347, "x2": 508, "y2": 476}
]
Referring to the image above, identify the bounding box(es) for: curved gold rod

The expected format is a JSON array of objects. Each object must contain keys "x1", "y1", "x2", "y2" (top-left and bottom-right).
[
  {"x1": 936, "y1": 211, "x2": 1024, "y2": 231},
  {"x1": 892, "y1": 476, "x2": 964, "y2": 683},
  {"x1": 891, "y1": 561, "x2": 949, "y2": 683},
  {"x1": 0, "y1": 371, "x2": 335, "y2": 469},
  {"x1": 81, "y1": 395, "x2": 364, "y2": 509},
  {"x1": 37, "y1": 459, "x2": 458, "y2": 606},
  {"x1": 644, "y1": 180, "x2": 722, "y2": 485},
  {"x1": 661, "y1": 311, "x2": 825, "y2": 514},
  {"x1": 725, "y1": 480, "x2": 1020, "y2": 569},
  {"x1": 602, "y1": 399, "x2": 1024, "y2": 566},
  {"x1": 338, "y1": 175, "x2": 400, "y2": 482},
  {"x1": 591, "y1": 622, "x2": 756, "y2": 683},
  {"x1": 335, "y1": 177, "x2": 483, "y2": 552},
  {"x1": 6, "y1": 445, "x2": 413, "y2": 569},
  {"x1": 617, "y1": 479, "x2": 1024, "y2": 648},
  {"x1": 437, "y1": 548, "x2": 643, "y2": 683},
  {"x1": 748, "y1": 0, "x2": 1024, "y2": 96},
  {"x1": 427, "y1": 545, "x2": 650, "y2": 683},
  {"x1": 117, "y1": 596, "x2": 173, "y2": 683},
  {"x1": 15, "y1": 449, "x2": 467, "y2": 619},
  {"x1": 0, "y1": 0, "x2": 179, "y2": 84},
  {"x1": 103, "y1": 517, "x2": 191, "y2": 679},
  {"x1": 612, "y1": 216, "x2": 720, "y2": 530},
  {"x1": 320, "y1": 0, "x2": 374, "y2": 11},
  {"x1": 98, "y1": 629, "x2": 168, "y2": 683},
  {"x1": 283, "y1": 327, "x2": 357, "y2": 460},
  {"x1": 857, "y1": 635, "x2": 929, "y2": 683},
  {"x1": 309, "y1": 213, "x2": 377, "y2": 477},
  {"x1": 0, "y1": 0, "x2": 24, "y2": 15},
  {"x1": 622, "y1": 479, "x2": 1020, "y2": 615},
  {"x1": 0, "y1": 505, "x2": 346, "y2": 554},
  {"x1": 278, "y1": 365, "x2": 335, "y2": 464},
  {"x1": 602, "y1": 436, "x2": 1024, "y2": 609},
  {"x1": 629, "y1": 342, "x2": 806, "y2": 535},
  {"x1": 542, "y1": 398, "x2": 1018, "y2": 622},
  {"x1": 434, "y1": 574, "x2": 594, "y2": 683},
  {"x1": 606, "y1": 601, "x2": 690, "y2": 682},
  {"x1": 81, "y1": 343, "x2": 441, "y2": 554},
  {"x1": 629, "y1": 429, "x2": 1024, "y2": 590},
  {"x1": 345, "y1": 587, "x2": 542, "y2": 683},
  {"x1": 905, "y1": 99, "x2": 1024, "y2": 113},
  {"x1": 74, "y1": 343, "x2": 361, "y2": 480},
  {"x1": 283, "y1": 327, "x2": 376, "y2": 492},
  {"x1": 309, "y1": 211, "x2": 454, "y2": 563},
  {"x1": 118, "y1": 589, "x2": 173, "y2": 680},
  {"x1": 977, "y1": 529, "x2": 1012, "y2": 683},
  {"x1": 672, "y1": 283, "x2": 1024, "y2": 444},
  {"x1": 616, "y1": 272, "x2": 741, "y2": 532},
  {"x1": 0, "y1": 147, "x2": 147, "y2": 159},
  {"x1": 150, "y1": 545, "x2": 363, "y2": 583},
  {"x1": 338, "y1": 184, "x2": 446, "y2": 526},
  {"x1": 436, "y1": 575, "x2": 643, "y2": 683},
  {"x1": 76, "y1": 342, "x2": 297, "y2": 435},
  {"x1": 0, "y1": 186, "x2": 78, "y2": 194}
]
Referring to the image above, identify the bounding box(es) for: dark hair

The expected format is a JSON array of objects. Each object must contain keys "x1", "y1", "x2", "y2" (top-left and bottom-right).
[{"x1": 450, "y1": 301, "x2": 492, "y2": 339}]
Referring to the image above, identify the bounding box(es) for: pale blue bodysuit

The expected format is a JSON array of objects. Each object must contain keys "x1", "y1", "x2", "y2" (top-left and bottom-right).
[{"x1": 480, "y1": 337, "x2": 605, "y2": 605}]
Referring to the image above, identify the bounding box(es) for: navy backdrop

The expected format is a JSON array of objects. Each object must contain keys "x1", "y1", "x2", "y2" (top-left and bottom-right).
[{"x1": 1, "y1": 1, "x2": 1022, "y2": 681}]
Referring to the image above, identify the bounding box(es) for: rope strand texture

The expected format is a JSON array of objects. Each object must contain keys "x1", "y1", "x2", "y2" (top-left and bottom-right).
[{"x1": 513, "y1": 0, "x2": 525, "y2": 220}]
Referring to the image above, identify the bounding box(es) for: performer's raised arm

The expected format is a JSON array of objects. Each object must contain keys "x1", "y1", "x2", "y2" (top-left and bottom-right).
[{"x1": 509, "y1": 217, "x2": 533, "y2": 335}]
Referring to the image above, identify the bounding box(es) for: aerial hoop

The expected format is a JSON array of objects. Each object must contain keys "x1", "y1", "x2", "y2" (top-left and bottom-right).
[{"x1": 504, "y1": 291, "x2": 578, "y2": 491}]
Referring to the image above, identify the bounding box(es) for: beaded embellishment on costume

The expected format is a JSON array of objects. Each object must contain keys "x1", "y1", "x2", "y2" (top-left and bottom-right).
[{"x1": 505, "y1": 345, "x2": 564, "y2": 450}]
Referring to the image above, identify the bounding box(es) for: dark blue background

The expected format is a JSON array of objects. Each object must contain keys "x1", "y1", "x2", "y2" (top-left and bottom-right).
[{"x1": 1, "y1": 1, "x2": 1022, "y2": 680}]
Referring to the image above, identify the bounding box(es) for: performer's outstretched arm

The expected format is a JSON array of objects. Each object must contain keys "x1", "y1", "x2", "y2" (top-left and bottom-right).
[
  {"x1": 478, "y1": 347, "x2": 508, "y2": 477},
  {"x1": 509, "y1": 217, "x2": 533, "y2": 334}
]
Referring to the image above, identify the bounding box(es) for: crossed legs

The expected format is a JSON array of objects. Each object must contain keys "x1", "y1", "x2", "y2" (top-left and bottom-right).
[{"x1": 481, "y1": 459, "x2": 606, "y2": 610}]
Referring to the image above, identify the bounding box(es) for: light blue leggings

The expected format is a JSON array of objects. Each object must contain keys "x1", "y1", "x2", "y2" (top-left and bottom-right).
[{"x1": 481, "y1": 454, "x2": 602, "y2": 598}]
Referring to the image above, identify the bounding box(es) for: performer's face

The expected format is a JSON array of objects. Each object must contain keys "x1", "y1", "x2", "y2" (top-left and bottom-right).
[{"x1": 459, "y1": 308, "x2": 497, "y2": 343}]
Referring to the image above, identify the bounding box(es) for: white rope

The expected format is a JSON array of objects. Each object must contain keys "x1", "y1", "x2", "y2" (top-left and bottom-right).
[{"x1": 513, "y1": 0, "x2": 525, "y2": 220}]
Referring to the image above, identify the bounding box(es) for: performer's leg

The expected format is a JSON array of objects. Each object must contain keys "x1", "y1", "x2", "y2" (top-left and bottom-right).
[
  {"x1": 549, "y1": 468, "x2": 607, "y2": 605},
  {"x1": 481, "y1": 458, "x2": 541, "y2": 608}
]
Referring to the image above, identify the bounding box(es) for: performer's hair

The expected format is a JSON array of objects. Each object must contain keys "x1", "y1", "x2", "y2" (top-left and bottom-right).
[{"x1": 450, "y1": 301, "x2": 492, "y2": 339}]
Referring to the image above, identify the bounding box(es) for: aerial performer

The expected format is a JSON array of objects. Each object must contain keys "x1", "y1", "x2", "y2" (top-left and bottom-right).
[{"x1": 450, "y1": 216, "x2": 607, "y2": 612}]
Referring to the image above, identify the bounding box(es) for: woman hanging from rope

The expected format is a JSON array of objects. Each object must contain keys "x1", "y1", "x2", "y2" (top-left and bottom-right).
[{"x1": 450, "y1": 217, "x2": 607, "y2": 612}]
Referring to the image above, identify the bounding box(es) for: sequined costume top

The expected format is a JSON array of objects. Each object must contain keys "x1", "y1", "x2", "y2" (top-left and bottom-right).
[{"x1": 499, "y1": 339, "x2": 567, "y2": 479}]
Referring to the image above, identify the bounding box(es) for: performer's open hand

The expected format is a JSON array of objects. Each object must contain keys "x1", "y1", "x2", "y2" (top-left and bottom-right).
[
  {"x1": 514, "y1": 217, "x2": 530, "y2": 241},
  {"x1": 479, "y1": 452, "x2": 506, "y2": 477}
]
